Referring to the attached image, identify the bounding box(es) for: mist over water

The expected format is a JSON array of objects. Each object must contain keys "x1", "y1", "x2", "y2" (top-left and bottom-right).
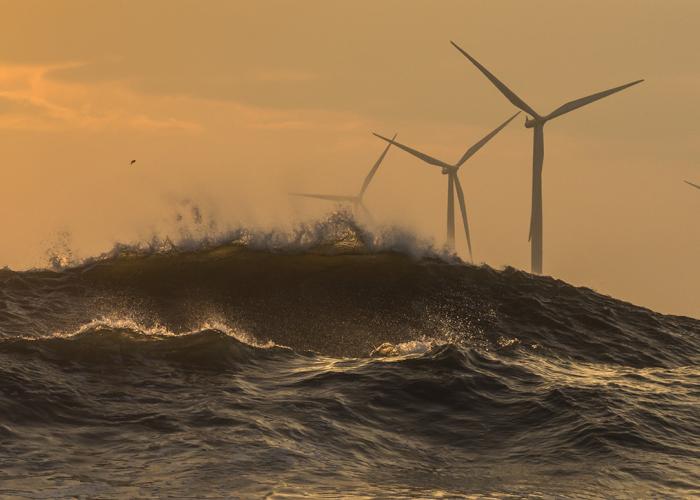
[{"x1": 1, "y1": 214, "x2": 698, "y2": 497}]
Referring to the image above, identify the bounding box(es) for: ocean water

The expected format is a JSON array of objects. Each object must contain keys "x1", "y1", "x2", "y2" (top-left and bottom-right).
[{"x1": 1, "y1": 217, "x2": 698, "y2": 498}]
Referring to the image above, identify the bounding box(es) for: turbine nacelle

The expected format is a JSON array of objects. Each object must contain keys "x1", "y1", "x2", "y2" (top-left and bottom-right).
[{"x1": 524, "y1": 116, "x2": 544, "y2": 128}]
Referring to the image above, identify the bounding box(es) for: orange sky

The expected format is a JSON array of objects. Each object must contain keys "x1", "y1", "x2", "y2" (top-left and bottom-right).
[{"x1": 0, "y1": 1, "x2": 698, "y2": 317}]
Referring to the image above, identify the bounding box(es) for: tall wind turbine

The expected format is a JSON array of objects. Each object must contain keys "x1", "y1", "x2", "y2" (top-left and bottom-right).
[
  {"x1": 451, "y1": 41, "x2": 643, "y2": 274},
  {"x1": 685, "y1": 180, "x2": 700, "y2": 191},
  {"x1": 290, "y1": 135, "x2": 396, "y2": 222},
  {"x1": 374, "y1": 112, "x2": 519, "y2": 260}
]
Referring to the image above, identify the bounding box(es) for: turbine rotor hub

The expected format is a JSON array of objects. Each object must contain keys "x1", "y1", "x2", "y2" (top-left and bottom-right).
[{"x1": 525, "y1": 116, "x2": 545, "y2": 128}]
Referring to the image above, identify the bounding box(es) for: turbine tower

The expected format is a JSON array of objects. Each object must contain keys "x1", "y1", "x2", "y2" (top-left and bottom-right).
[
  {"x1": 290, "y1": 134, "x2": 396, "y2": 222},
  {"x1": 685, "y1": 180, "x2": 700, "y2": 191},
  {"x1": 451, "y1": 41, "x2": 643, "y2": 274},
  {"x1": 374, "y1": 112, "x2": 519, "y2": 260}
]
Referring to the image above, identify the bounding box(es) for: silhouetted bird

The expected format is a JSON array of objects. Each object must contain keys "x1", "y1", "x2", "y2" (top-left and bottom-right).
[{"x1": 130, "y1": 160, "x2": 136, "y2": 166}]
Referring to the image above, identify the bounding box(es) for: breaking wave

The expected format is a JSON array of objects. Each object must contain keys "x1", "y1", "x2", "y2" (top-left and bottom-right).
[{"x1": 0, "y1": 214, "x2": 698, "y2": 497}]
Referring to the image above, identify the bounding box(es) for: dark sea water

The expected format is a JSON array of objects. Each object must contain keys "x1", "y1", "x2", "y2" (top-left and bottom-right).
[{"x1": 1, "y1": 218, "x2": 698, "y2": 498}]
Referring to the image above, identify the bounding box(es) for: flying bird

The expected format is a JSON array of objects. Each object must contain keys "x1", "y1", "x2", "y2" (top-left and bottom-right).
[
  {"x1": 450, "y1": 40, "x2": 643, "y2": 274},
  {"x1": 130, "y1": 160, "x2": 136, "y2": 166},
  {"x1": 375, "y1": 112, "x2": 519, "y2": 261},
  {"x1": 290, "y1": 135, "x2": 397, "y2": 223}
]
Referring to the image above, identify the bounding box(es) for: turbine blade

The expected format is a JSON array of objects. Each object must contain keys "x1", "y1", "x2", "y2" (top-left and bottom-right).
[
  {"x1": 685, "y1": 180, "x2": 700, "y2": 191},
  {"x1": 359, "y1": 133, "x2": 396, "y2": 198},
  {"x1": 546, "y1": 79, "x2": 644, "y2": 121},
  {"x1": 457, "y1": 111, "x2": 520, "y2": 167},
  {"x1": 450, "y1": 41, "x2": 540, "y2": 119},
  {"x1": 358, "y1": 201, "x2": 375, "y2": 224},
  {"x1": 373, "y1": 133, "x2": 452, "y2": 170},
  {"x1": 289, "y1": 193, "x2": 357, "y2": 202},
  {"x1": 453, "y1": 174, "x2": 473, "y2": 261}
]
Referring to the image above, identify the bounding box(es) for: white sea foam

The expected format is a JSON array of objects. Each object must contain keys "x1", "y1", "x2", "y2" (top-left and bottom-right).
[
  {"x1": 43, "y1": 210, "x2": 460, "y2": 271},
  {"x1": 43, "y1": 317, "x2": 277, "y2": 350}
]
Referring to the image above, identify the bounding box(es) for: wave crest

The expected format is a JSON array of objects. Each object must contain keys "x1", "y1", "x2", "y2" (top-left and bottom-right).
[
  {"x1": 46, "y1": 211, "x2": 455, "y2": 271},
  {"x1": 0, "y1": 320, "x2": 295, "y2": 369}
]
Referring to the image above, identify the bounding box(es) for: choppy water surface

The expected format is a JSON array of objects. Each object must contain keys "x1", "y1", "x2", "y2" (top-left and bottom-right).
[{"x1": 1, "y1": 219, "x2": 698, "y2": 498}]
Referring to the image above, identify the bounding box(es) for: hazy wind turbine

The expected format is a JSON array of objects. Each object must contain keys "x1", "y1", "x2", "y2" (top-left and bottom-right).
[
  {"x1": 290, "y1": 135, "x2": 396, "y2": 221},
  {"x1": 685, "y1": 180, "x2": 700, "y2": 191},
  {"x1": 374, "y1": 112, "x2": 519, "y2": 260},
  {"x1": 451, "y1": 41, "x2": 643, "y2": 274}
]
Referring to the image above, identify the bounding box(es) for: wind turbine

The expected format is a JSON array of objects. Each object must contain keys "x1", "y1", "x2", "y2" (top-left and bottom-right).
[
  {"x1": 451, "y1": 41, "x2": 643, "y2": 274},
  {"x1": 685, "y1": 180, "x2": 700, "y2": 191},
  {"x1": 290, "y1": 135, "x2": 396, "y2": 222},
  {"x1": 374, "y1": 112, "x2": 519, "y2": 260}
]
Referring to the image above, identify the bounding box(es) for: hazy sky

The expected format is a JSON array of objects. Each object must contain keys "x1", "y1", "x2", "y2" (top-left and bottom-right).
[{"x1": 0, "y1": 1, "x2": 698, "y2": 317}]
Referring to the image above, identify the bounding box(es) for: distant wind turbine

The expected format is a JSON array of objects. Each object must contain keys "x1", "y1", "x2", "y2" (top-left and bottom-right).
[
  {"x1": 451, "y1": 41, "x2": 643, "y2": 274},
  {"x1": 290, "y1": 135, "x2": 396, "y2": 222},
  {"x1": 685, "y1": 180, "x2": 700, "y2": 191},
  {"x1": 374, "y1": 112, "x2": 519, "y2": 260}
]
